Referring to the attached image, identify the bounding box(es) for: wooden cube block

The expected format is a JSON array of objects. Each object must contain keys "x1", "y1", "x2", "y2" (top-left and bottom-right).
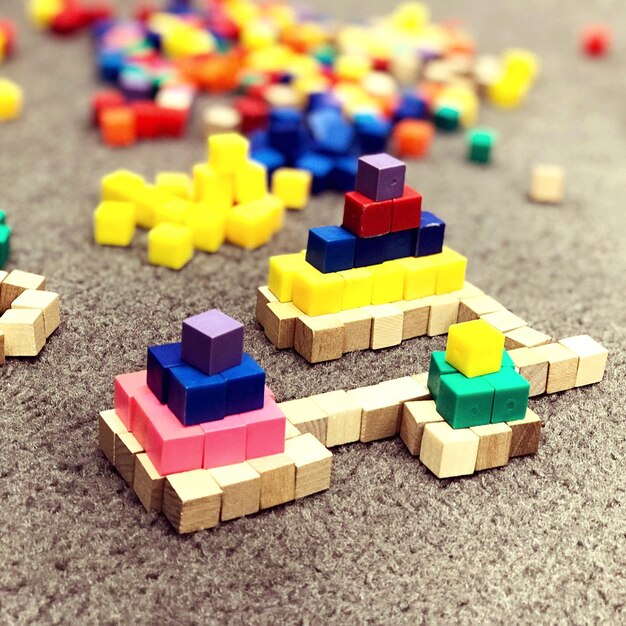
[
  {"x1": 284, "y1": 434, "x2": 333, "y2": 499},
  {"x1": 133, "y1": 453, "x2": 164, "y2": 513},
  {"x1": 0, "y1": 270, "x2": 46, "y2": 313},
  {"x1": 347, "y1": 385, "x2": 400, "y2": 442},
  {"x1": 0, "y1": 271, "x2": 7, "y2": 284},
  {"x1": 0, "y1": 330, "x2": 4, "y2": 366},
  {"x1": 163, "y1": 469, "x2": 223, "y2": 533},
  {"x1": 457, "y1": 295, "x2": 505, "y2": 323},
  {"x1": 449, "y1": 282, "x2": 484, "y2": 300},
  {"x1": 470, "y1": 423, "x2": 512, "y2": 471},
  {"x1": 425, "y1": 294, "x2": 459, "y2": 336},
  {"x1": 504, "y1": 326, "x2": 552, "y2": 350},
  {"x1": 394, "y1": 299, "x2": 430, "y2": 340},
  {"x1": 529, "y1": 164, "x2": 564, "y2": 204},
  {"x1": 294, "y1": 314, "x2": 344, "y2": 363},
  {"x1": 98, "y1": 409, "x2": 127, "y2": 465},
  {"x1": 379, "y1": 376, "x2": 430, "y2": 404},
  {"x1": 366, "y1": 304, "x2": 403, "y2": 349},
  {"x1": 284, "y1": 421, "x2": 301, "y2": 439},
  {"x1": 411, "y1": 372, "x2": 430, "y2": 390},
  {"x1": 400, "y1": 400, "x2": 444, "y2": 456},
  {"x1": 507, "y1": 347, "x2": 549, "y2": 397},
  {"x1": 419, "y1": 421, "x2": 480, "y2": 479},
  {"x1": 115, "y1": 431, "x2": 143, "y2": 486},
  {"x1": 508, "y1": 408, "x2": 542, "y2": 457},
  {"x1": 0, "y1": 308, "x2": 46, "y2": 356},
  {"x1": 209, "y1": 462, "x2": 261, "y2": 521},
  {"x1": 278, "y1": 397, "x2": 328, "y2": 444},
  {"x1": 480, "y1": 310, "x2": 527, "y2": 333},
  {"x1": 310, "y1": 390, "x2": 362, "y2": 447},
  {"x1": 530, "y1": 343, "x2": 579, "y2": 393},
  {"x1": 247, "y1": 454, "x2": 296, "y2": 509},
  {"x1": 11, "y1": 289, "x2": 60, "y2": 337},
  {"x1": 264, "y1": 302, "x2": 301, "y2": 349},
  {"x1": 559, "y1": 335, "x2": 608, "y2": 386},
  {"x1": 255, "y1": 286, "x2": 277, "y2": 329},
  {"x1": 337, "y1": 309, "x2": 372, "y2": 353}
]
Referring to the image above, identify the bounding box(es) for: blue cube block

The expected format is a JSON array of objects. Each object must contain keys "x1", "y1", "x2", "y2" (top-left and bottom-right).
[
  {"x1": 329, "y1": 157, "x2": 358, "y2": 192},
  {"x1": 295, "y1": 152, "x2": 334, "y2": 194},
  {"x1": 269, "y1": 123, "x2": 303, "y2": 155},
  {"x1": 220, "y1": 354, "x2": 266, "y2": 415},
  {"x1": 309, "y1": 109, "x2": 354, "y2": 155},
  {"x1": 354, "y1": 114, "x2": 390, "y2": 154},
  {"x1": 305, "y1": 225, "x2": 356, "y2": 273},
  {"x1": 97, "y1": 49, "x2": 124, "y2": 82},
  {"x1": 354, "y1": 234, "x2": 386, "y2": 268},
  {"x1": 270, "y1": 108, "x2": 302, "y2": 128},
  {"x1": 249, "y1": 129, "x2": 269, "y2": 151},
  {"x1": 383, "y1": 229, "x2": 418, "y2": 261},
  {"x1": 393, "y1": 91, "x2": 428, "y2": 122},
  {"x1": 250, "y1": 148, "x2": 286, "y2": 176},
  {"x1": 147, "y1": 342, "x2": 185, "y2": 404},
  {"x1": 167, "y1": 365, "x2": 227, "y2": 426},
  {"x1": 307, "y1": 92, "x2": 341, "y2": 112},
  {"x1": 415, "y1": 211, "x2": 445, "y2": 257}
]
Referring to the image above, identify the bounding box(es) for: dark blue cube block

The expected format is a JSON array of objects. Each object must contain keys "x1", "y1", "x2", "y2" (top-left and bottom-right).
[
  {"x1": 308, "y1": 109, "x2": 354, "y2": 155},
  {"x1": 146, "y1": 342, "x2": 184, "y2": 404},
  {"x1": 354, "y1": 114, "x2": 390, "y2": 154},
  {"x1": 383, "y1": 229, "x2": 418, "y2": 261},
  {"x1": 305, "y1": 225, "x2": 356, "y2": 273},
  {"x1": 393, "y1": 91, "x2": 429, "y2": 122},
  {"x1": 167, "y1": 365, "x2": 227, "y2": 426},
  {"x1": 415, "y1": 211, "x2": 446, "y2": 257},
  {"x1": 295, "y1": 152, "x2": 334, "y2": 194},
  {"x1": 220, "y1": 354, "x2": 266, "y2": 416},
  {"x1": 354, "y1": 234, "x2": 386, "y2": 268},
  {"x1": 329, "y1": 157, "x2": 358, "y2": 192}
]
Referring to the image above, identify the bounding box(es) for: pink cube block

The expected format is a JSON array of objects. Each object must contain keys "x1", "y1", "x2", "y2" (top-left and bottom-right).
[
  {"x1": 239, "y1": 396, "x2": 286, "y2": 459},
  {"x1": 264, "y1": 386, "x2": 275, "y2": 401},
  {"x1": 131, "y1": 388, "x2": 204, "y2": 476},
  {"x1": 114, "y1": 370, "x2": 149, "y2": 429},
  {"x1": 200, "y1": 414, "x2": 247, "y2": 469}
]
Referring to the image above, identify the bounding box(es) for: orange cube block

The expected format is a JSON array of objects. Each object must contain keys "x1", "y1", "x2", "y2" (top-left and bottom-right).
[
  {"x1": 393, "y1": 120, "x2": 435, "y2": 158},
  {"x1": 100, "y1": 106, "x2": 137, "y2": 147}
]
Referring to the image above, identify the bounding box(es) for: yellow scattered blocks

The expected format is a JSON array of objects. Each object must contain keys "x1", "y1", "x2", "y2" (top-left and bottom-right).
[
  {"x1": 93, "y1": 201, "x2": 136, "y2": 247},
  {"x1": 271, "y1": 168, "x2": 312, "y2": 210},
  {"x1": 235, "y1": 161, "x2": 268, "y2": 204},
  {"x1": 155, "y1": 172, "x2": 192, "y2": 199},
  {"x1": 154, "y1": 197, "x2": 195, "y2": 226},
  {"x1": 185, "y1": 207, "x2": 226, "y2": 253},
  {"x1": 208, "y1": 133, "x2": 250, "y2": 174},
  {"x1": 148, "y1": 223, "x2": 194, "y2": 270},
  {"x1": 445, "y1": 319, "x2": 505, "y2": 378},
  {"x1": 225, "y1": 194, "x2": 284, "y2": 249},
  {"x1": 0, "y1": 78, "x2": 23, "y2": 122}
]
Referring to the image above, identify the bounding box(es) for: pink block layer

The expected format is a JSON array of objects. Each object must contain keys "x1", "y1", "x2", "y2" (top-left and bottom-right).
[
  {"x1": 239, "y1": 396, "x2": 286, "y2": 459},
  {"x1": 200, "y1": 415, "x2": 247, "y2": 469},
  {"x1": 114, "y1": 370, "x2": 149, "y2": 430}
]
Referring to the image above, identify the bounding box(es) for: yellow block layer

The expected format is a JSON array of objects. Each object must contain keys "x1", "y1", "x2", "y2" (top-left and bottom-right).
[
  {"x1": 292, "y1": 267, "x2": 344, "y2": 316},
  {"x1": 371, "y1": 261, "x2": 405, "y2": 305},
  {"x1": 338, "y1": 267, "x2": 374, "y2": 310},
  {"x1": 268, "y1": 252, "x2": 308, "y2": 303},
  {"x1": 432, "y1": 247, "x2": 467, "y2": 294},
  {"x1": 395, "y1": 256, "x2": 437, "y2": 300}
]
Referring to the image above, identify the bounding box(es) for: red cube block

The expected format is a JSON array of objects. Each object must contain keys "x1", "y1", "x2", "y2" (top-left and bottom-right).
[
  {"x1": 343, "y1": 191, "x2": 393, "y2": 238},
  {"x1": 91, "y1": 89, "x2": 126, "y2": 126},
  {"x1": 234, "y1": 96, "x2": 269, "y2": 134},
  {"x1": 80, "y1": 2, "x2": 114, "y2": 25},
  {"x1": 0, "y1": 20, "x2": 17, "y2": 57},
  {"x1": 51, "y1": 8, "x2": 88, "y2": 35},
  {"x1": 580, "y1": 25, "x2": 612, "y2": 57},
  {"x1": 391, "y1": 185, "x2": 422, "y2": 232},
  {"x1": 131, "y1": 100, "x2": 162, "y2": 139},
  {"x1": 156, "y1": 106, "x2": 188, "y2": 138}
]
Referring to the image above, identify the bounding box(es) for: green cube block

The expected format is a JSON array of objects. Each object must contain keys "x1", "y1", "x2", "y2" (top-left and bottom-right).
[
  {"x1": 0, "y1": 224, "x2": 11, "y2": 269},
  {"x1": 434, "y1": 106, "x2": 460, "y2": 132},
  {"x1": 436, "y1": 373, "x2": 494, "y2": 429},
  {"x1": 427, "y1": 351, "x2": 458, "y2": 400},
  {"x1": 467, "y1": 129, "x2": 496, "y2": 164},
  {"x1": 501, "y1": 350, "x2": 515, "y2": 369},
  {"x1": 483, "y1": 368, "x2": 530, "y2": 423},
  {"x1": 0, "y1": 210, "x2": 5, "y2": 225}
]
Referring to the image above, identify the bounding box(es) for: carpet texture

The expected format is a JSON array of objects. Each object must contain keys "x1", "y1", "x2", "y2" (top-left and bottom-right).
[{"x1": 1, "y1": 1, "x2": 625, "y2": 624}]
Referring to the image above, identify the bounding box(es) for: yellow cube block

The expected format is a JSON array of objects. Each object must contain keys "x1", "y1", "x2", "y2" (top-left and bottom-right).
[
  {"x1": 502, "y1": 48, "x2": 540, "y2": 84},
  {"x1": 225, "y1": 203, "x2": 275, "y2": 250},
  {"x1": 101, "y1": 169, "x2": 145, "y2": 201},
  {"x1": 371, "y1": 261, "x2": 405, "y2": 305},
  {"x1": 446, "y1": 319, "x2": 505, "y2": 378},
  {"x1": 263, "y1": 194, "x2": 285, "y2": 233},
  {"x1": 131, "y1": 184, "x2": 171, "y2": 230},
  {"x1": 155, "y1": 172, "x2": 192, "y2": 199},
  {"x1": 208, "y1": 133, "x2": 250, "y2": 175},
  {"x1": 93, "y1": 201, "x2": 136, "y2": 247},
  {"x1": 192, "y1": 164, "x2": 234, "y2": 211},
  {"x1": 271, "y1": 168, "x2": 312, "y2": 210},
  {"x1": 148, "y1": 223, "x2": 194, "y2": 270},
  {"x1": 0, "y1": 78, "x2": 23, "y2": 122},
  {"x1": 154, "y1": 198, "x2": 195, "y2": 225},
  {"x1": 235, "y1": 161, "x2": 268, "y2": 203},
  {"x1": 488, "y1": 77, "x2": 528, "y2": 109},
  {"x1": 292, "y1": 266, "x2": 344, "y2": 317},
  {"x1": 433, "y1": 247, "x2": 467, "y2": 294},
  {"x1": 268, "y1": 252, "x2": 307, "y2": 302},
  {"x1": 338, "y1": 267, "x2": 373, "y2": 310},
  {"x1": 185, "y1": 206, "x2": 226, "y2": 253},
  {"x1": 163, "y1": 25, "x2": 215, "y2": 58},
  {"x1": 335, "y1": 54, "x2": 372, "y2": 81},
  {"x1": 395, "y1": 256, "x2": 438, "y2": 300},
  {"x1": 28, "y1": 0, "x2": 62, "y2": 27}
]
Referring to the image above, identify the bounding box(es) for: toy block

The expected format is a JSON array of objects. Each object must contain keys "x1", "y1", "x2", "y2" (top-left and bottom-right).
[
  {"x1": 220, "y1": 354, "x2": 266, "y2": 415},
  {"x1": 0, "y1": 331, "x2": 4, "y2": 366},
  {"x1": 400, "y1": 401, "x2": 444, "y2": 456},
  {"x1": 192, "y1": 164, "x2": 234, "y2": 209},
  {"x1": 247, "y1": 454, "x2": 296, "y2": 509},
  {"x1": 347, "y1": 385, "x2": 401, "y2": 443},
  {"x1": 148, "y1": 223, "x2": 194, "y2": 270},
  {"x1": 343, "y1": 191, "x2": 392, "y2": 238},
  {"x1": 482, "y1": 368, "x2": 530, "y2": 423},
  {"x1": 263, "y1": 302, "x2": 301, "y2": 348},
  {"x1": 434, "y1": 105, "x2": 460, "y2": 131},
  {"x1": 268, "y1": 252, "x2": 308, "y2": 302},
  {"x1": 310, "y1": 390, "x2": 362, "y2": 447},
  {"x1": 131, "y1": 101, "x2": 161, "y2": 139},
  {"x1": 0, "y1": 224, "x2": 10, "y2": 269},
  {"x1": 256, "y1": 286, "x2": 278, "y2": 328},
  {"x1": 225, "y1": 197, "x2": 283, "y2": 249},
  {"x1": 167, "y1": 365, "x2": 227, "y2": 426},
  {"x1": 415, "y1": 212, "x2": 445, "y2": 257},
  {"x1": 457, "y1": 295, "x2": 505, "y2": 323},
  {"x1": 182, "y1": 309, "x2": 243, "y2": 376},
  {"x1": 470, "y1": 423, "x2": 512, "y2": 471},
  {"x1": 132, "y1": 390, "x2": 205, "y2": 476},
  {"x1": 355, "y1": 154, "x2": 406, "y2": 202},
  {"x1": 114, "y1": 370, "x2": 148, "y2": 430},
  {"x1": 98, "y1": 409, "x2": 127, "y2": 465},
  {"x1": 393, "y1": 120, "x2": 434, "y2": 158},
  {"x1": 0, "y1": 309, "x2": 45, "y2": 357},
  {"x1": 285, "y1": 421, "x2": 301, "y2": 440},
  {"x1": 395, "y1": 256, "x2": 437, "y2": 300},
  {"x1": 504, "y1": 326, "x2": 552, "y2": 350},
  {"x1": 394, "y1": 299, "x2": 430, "y2": 340},
  {"x1": 208, "y1": 463, "x2": 261, "y2": 522},
  {"x1": 201, "y1": 415, "x2": 247, "y2": 469},
  {"x1": 366, "y1": 304, "x2": 404, "y2": 350},
  {"x1": 528, "y1": 165, "x2": 564, "y2": 204},
  {"x1": 305, "y1": 226, "x2": 356, "y2": 274},
  {"x1": 93, "y1": 200, "x2": 136, "y2": 247},
  {"x1": 252, "y1": 147, "x2": 287, "y2": 176},
  {"x1": 101, "y1": 169, "x2": 144, "y2": 202},
  {"x1": 295, "y1": 153, "x2": 334, "y2": 195},
  {"x1": 279, "y1": 398, "x2": 328, "y2": 445},
  {"x1": 434, "y1": 248, "x2": 467, "y2": 294},
  {"x1": 580, "y1": 25, "x2": 612, "y2": 57},
  {"x1": 235, "y1": 161, "x2": 268, "y2": 204},
  {"x1": 155, "y1": 172, "x2": 192, "y2": 199},
  {"x1": 412, "y1": 372, "x2": 430, "y2": 389},
  {"x1": 338, "y1": 268, "x2": 374, "y2": 310},
  {"x1": 446, "y1": 319, "x2": 505, "y2": 378},
  {"x1": 0, "y1": 78, "x2": 23, "y2": 122},
  {"x1": 133, "y1": 453, "x2": 164, "y2": 513},
  {"x1": 100, "y1": 106, "x2": 137, "y2": 147},
  {"x1": 481, "y1": 310, "x2": 527, "y2": 334},
  {"x1": 284, "y1": 434, "x2": 333, "y2": 499},
  {"x1": 202, "y1": 104, "x2": 241, "y2": 136},
  {"x1": 467, "y1": 129, "x2": 495, "y2": 164},
  {"x1": 271, "y1": 168, "x2": 312, "y2": 210},
  {"x1": 449, "y1": 282, "x2": 484, "y2": 300},
  {"x1": 239, "y1": 397, "x2": 286, "y2": 459},
  {"x1": 163, "y1": 470, "x2": 223, "y2": 534},
  {"x1": 292, "y1": 267, "x2": 344, "y2": 317},
  {"x1": 208, "y1": 133, "x2": 249, "y2": 175},
  {"x1": 425, "y1": 294, "x2": 460, "y2": 336},
  {"x1": 153, "y1": 198, "x2": 195, "y2": 226},
  {"x1": 353, "y1": 234, "x2": 386, "y2": 268},
  {"x1": 529, "y1": 343, "x2": 579, "y2": 393},
  {"x1": 234, "y1": 97, "x2": 269, "y2": 134},
  {"x1": 419, "y1": 408, "x2": 480, "y2": 474},
  {"x1": 294, "y1": 314, "x2": 344, "y2": 363},
  {"x1": 383, "y1": 230, "x2": 418, "y2": 262},
  {"x1": 391, "y1": 186, "x2": 422, "y2": 232},
  {"x1": 507, "y1": 348, "x2": 549, "y2": 397},
  {"x1": 185, "y1": 205, "x2": 227, "y2": 253},
  {"x1": 0, "y1": 270, "x2": 46, "y2": 313},
  {"x1": 115, "y1": 431, "x2": 143, "y2": 486},
  {"x1": 371, "y1": 262, "x2": 405, "y2": 305},
  {"x1": 508, "y1": 408, "x2": 542, "y2": 457},
  {"x1": 436, "y1": 374, "x2": 495, "y2": 429},
  {"x1": 11, "y1": 290, "x2": 60, "y2": 338},
  {"x1": 427, "y1": 351, "x2": 458, "y2": 400},
  {"x1": 337, "y1": 309, "x2": 372, "y2": 353},
  {"x1": 559, "y1": 335, "x2": 608, "y2": 387},
  {"x1": 379, "y1": 376, "x2": 430, "y2": 405}
]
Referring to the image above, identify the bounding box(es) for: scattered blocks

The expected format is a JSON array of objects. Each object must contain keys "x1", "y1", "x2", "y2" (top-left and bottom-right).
[
  {"x1": 11, "y1": 289, "x2": 60, "y2": 337},
  {"x1": 0, "y1": 303, "x2": 45, "y2": 356},
  {"x1": 148, "y1": 223, "x2": 194, "y2": 270},
  {"x1": 467, "y1": 129, "x2": 495, "y2": 164},
  {"x1": 0, "y1": 78, "x2": 23, "y2": 122},
  {"x1": 0, "y1": 269, "x2": 46, "y2": 313},
  {"x1": 93, "y1": 201, "x2": 136, "y2": 247},
  {"x1": 271, "y1": 168, "x2": 312, "y2": 210},
  {"x1": 580, "y1": 25, "x2": 612, "y2": 57},
  {"x1": 528, "y1": 164, "x2": 565, "y2": 204}
]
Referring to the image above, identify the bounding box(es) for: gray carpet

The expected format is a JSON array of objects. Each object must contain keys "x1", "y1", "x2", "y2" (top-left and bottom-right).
[{"x1": 1, "y1": 0, "x2": 625, "y2": 623}]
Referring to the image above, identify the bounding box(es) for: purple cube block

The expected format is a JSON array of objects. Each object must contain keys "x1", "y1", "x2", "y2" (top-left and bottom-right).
[
  {"x1": 181, "y1": 310, "x2": 244, "y2": 376},
  {"x1": 355, "y1": 153, "x2": 406, "y2": 202}
]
